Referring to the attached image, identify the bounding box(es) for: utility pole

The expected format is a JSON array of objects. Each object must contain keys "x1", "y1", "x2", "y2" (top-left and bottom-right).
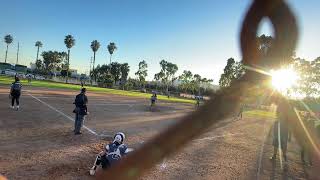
[
  {"x1": 89, "y1": 57, "x2": 93, "y2": 85},
  {"x1": 16, "y1": 42, "x2": 19, "y2": 64},
  {"x1": 89, "y1": 57, "x2": 93, "y2": 75}
]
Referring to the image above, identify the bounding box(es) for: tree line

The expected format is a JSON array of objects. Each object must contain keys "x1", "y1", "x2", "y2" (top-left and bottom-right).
[
  {"x1": 92, "y1": 59, "x2": 213, "y2": 95},
  {"x1": 219, "y1": 34, "x2": 320, "y2": 98},
  {"x1": 3, "y1": 34, "x2": 214, "y2": 96}
]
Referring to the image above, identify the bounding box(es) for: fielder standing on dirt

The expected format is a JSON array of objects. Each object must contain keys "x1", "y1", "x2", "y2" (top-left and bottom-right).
[
  {"x1": 151, "y1": 93, "x2": 157, "y2": 106},
  {"x1": 73, "y1": 88, "x2": 88, "y2": 135},
  {"x1": 10, "y1": 76, "x2": 22, "y2": 110},
  {"x1": 237, "y1": 104, "x2": 244, "y2": 120}
]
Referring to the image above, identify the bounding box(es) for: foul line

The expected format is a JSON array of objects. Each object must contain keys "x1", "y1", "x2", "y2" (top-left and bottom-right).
[{"x1": 28, "y1": 93, "x2": 100, "y2": 136}]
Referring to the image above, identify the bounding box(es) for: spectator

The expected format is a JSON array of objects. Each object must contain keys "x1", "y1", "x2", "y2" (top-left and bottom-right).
[
  {"x1": 270, "y1": 103, "x2": 289, "y2": 161},
  {"x1": 301, "y1": 118, "x2": 315, "y2": 166}
]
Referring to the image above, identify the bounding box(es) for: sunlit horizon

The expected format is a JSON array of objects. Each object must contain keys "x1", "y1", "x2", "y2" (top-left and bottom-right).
[{"x1": 271, "y1": 67, "x2": 299, "y2": 94}]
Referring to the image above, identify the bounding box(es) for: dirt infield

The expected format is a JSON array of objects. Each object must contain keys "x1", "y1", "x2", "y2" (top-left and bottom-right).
[{"x1": 0, "y1": 86, "x2": 311, "y2": 179}]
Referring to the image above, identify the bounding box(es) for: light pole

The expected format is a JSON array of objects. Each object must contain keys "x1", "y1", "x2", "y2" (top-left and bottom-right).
[{"x1": 16, "y1": 42, "x2": 19, "y2": 64}]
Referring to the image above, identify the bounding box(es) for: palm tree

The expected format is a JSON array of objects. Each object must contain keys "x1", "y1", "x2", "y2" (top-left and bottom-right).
[
  {"x1": 91, "y1": 40, "x2": 100, "y2": 81},
  {"x1": 64, "y1": 35, "x2": 75, "y2": 83},
  {"x1": 35, "y1": 41, "x2": 43, "y2": 61},
  {"x1": 4, "y1": 34, "x2": 13, "y2": 63},
  {"x1": 107, "y1": 42, "x2": 117, "y2": 64}
]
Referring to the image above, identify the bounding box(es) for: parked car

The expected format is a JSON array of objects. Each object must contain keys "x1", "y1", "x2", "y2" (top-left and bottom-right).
[
  {"x1": 26, "y1": 74, "x2": 35, "y2": 79},
  {"x1": 3, "y1": 69, "x2": 17, "y2": 76},
  {"x1": 35, "y1": 75, "x2": 45, "y2": 80},
  {"x1": 16, "y1": 72, "x2": 26, "y2": 79}
]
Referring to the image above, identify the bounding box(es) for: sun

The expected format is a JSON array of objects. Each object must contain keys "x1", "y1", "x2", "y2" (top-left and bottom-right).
[{"x1": 271, "y1": 68, "x2": 298, "y2": 92}]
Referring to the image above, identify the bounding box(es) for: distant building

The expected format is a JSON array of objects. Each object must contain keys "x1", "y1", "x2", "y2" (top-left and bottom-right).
[
  {"x1": 0, "y1": 62, "x2": 27, "y2": 73},
  {"x1": 15, "y1": 64, "x2": 27, "y2": 73},
  {"x1": 0, "y1": 62, "x2": 14, "y2": 71}
]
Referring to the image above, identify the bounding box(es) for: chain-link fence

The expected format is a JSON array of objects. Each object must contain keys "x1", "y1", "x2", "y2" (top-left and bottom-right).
[{"x1": 96, "y1": 0, "x2": 320, "y2": 179}]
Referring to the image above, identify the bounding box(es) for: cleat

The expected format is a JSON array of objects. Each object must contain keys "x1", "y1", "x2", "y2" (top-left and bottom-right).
[{"x1": 89, "y1": 166, "x2": 96, "y2": 176}]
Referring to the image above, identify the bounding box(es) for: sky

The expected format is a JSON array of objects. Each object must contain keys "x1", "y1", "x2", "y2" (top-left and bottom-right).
[{"x1": 0, "y1": 0, "x2": 319, "y2": 84}]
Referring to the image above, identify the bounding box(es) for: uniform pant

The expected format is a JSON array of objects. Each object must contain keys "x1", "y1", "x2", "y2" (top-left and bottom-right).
[
  {"x1": 74, "y1": 113, "x2": 85, "y2": 133},
  {"x1": 11, "y1": 93, "x2": 20, "y2": 107},
  {"x1": 95, "y1": 154, "x2": 111, "y2": 169}
]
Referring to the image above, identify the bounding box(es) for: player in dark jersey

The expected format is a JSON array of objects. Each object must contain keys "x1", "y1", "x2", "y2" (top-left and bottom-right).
[
  {"x1": 150, "y1": 93, "x2": 157, "y2": 106},
  {"x1": 195, "y1": 96, "x2": 200, "y2": 108},
  {"x1": 10, "y1": 76, "x2": 22, "y2": 110},
  {"x1": 89, "y1": 132, "x2": 132, "y2": 175}
]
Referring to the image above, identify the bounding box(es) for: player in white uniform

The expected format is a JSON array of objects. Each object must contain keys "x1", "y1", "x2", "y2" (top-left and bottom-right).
[{"x1": 89, "y1": 132, "x2": 132, "y2": 175}]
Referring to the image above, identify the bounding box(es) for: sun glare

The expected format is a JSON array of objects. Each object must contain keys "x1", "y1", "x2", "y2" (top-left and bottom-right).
[{"x1": 271, "y1": 68, "x2": 298, "y2": 92}]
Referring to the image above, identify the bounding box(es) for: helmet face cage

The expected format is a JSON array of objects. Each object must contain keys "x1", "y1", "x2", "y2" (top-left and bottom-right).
[{"x1": 113, "y1": 132, "x2": 125, "y2": 144}]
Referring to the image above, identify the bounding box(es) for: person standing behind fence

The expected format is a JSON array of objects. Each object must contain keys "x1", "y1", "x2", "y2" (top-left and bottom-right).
[
  {"x1": 73, "y1": 88, "x2": 88, "y2": 135},
  {"x1": 270, "y1": 106, "x2": 289, "y2": 162},
  {"x1": 300, "y1": 115, "x2": 314, "y2": 166},
  {"x1": 10, "y1": 76, "x2": 22, "y2": 110}
]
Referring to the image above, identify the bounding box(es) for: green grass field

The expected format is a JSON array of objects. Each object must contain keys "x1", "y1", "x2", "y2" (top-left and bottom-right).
[
  {"x1": 244, "y1": 110, "x2": 277, "y2": 119},
  {"x1": 0, "y1": 76, "x2": 195, "y2": 104}
]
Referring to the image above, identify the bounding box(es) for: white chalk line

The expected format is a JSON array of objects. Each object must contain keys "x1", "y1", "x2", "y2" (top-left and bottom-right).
[
  {"x1": 93, "y1": 103, "x2": 134, "y2": 107},
  {"x1": 256, "y1": 122, "x2": 268, "y2": 180},
  {"x1": 28, "y1": 93, "x2": 103, "y2": 137}
]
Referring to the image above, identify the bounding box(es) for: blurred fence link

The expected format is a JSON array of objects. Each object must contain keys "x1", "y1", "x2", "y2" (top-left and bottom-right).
[{"x1": 97, "y1": 0, "x2": 320, "y2": 179}]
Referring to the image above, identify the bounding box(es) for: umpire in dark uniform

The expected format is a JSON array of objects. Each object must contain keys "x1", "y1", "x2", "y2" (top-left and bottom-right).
[{"x1": 73, "y1": 88, "x2": 88, "y2": 135}]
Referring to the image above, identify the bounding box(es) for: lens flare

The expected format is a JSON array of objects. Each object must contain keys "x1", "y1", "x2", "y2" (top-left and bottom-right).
[{"x1": 271, "y1": 68, "x2": 298, "y2": 92}]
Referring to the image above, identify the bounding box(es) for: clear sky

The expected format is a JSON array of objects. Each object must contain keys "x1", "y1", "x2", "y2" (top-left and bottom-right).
[{"x1": 0, "y1": 0, "x2": 319, "y2": 84}]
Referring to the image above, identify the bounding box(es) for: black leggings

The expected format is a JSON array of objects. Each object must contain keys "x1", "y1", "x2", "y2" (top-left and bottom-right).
[
  {"x1": 11, "y1": 95, "x2": 20, "y2": 106},
  {"x1": 96, "y1": 155, "x2": 110, "y2": 169}
]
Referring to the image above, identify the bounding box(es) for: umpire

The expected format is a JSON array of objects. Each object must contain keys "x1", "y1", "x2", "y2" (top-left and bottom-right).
[{"x1": 73, "y1": 88, "x2": 88, "y2": 135}]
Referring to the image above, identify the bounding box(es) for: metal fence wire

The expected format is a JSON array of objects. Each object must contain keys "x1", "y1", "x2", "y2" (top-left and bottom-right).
[{"x1": 97, "y1": 0, "x2": 320, "y2": 179}]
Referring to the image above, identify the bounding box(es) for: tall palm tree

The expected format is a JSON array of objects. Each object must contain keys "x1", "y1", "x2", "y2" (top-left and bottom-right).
[
  {"x1": 64, "y1": 35, "x2": 75, "y2": 83},
  {"x1": 91, "y1": 40, "x2": 100, "y2": 81},
  {"x1": 107, "y1": 42, "x2": 117, "y2": 64},
  {"x1": 35, "y1": 41, "x2": 43, "y2": 61},
  {"x1": 4, "y1": 34, "x2": 13, "y2": 63}
]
